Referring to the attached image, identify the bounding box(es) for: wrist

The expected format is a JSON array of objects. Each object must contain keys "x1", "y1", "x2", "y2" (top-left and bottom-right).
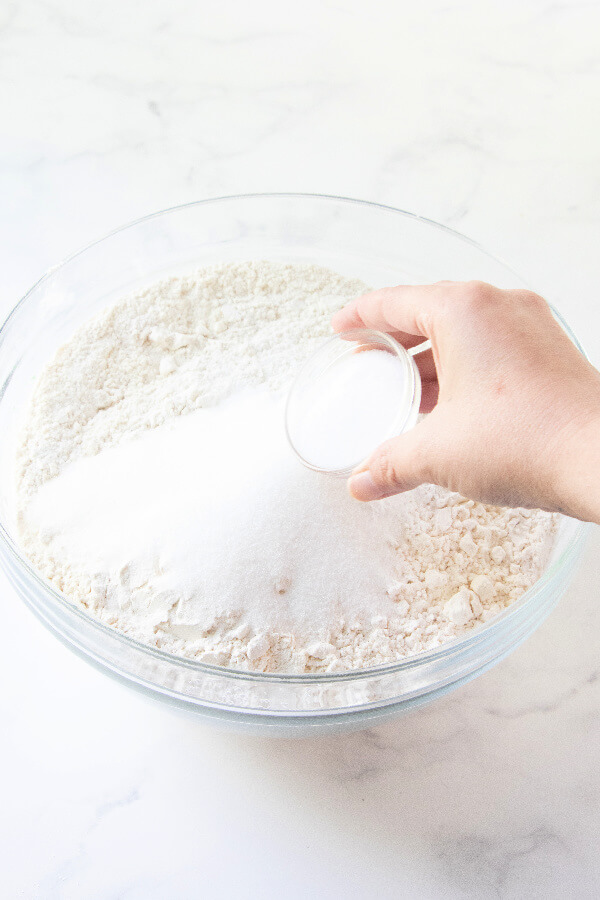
[{"x1": 549, "y1": 405, "x2": 600, "y2": 523}]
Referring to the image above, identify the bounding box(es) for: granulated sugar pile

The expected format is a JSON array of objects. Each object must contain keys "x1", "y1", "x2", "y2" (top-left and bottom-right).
[{"x1": 16, "y1": 261, "x2": 558, "y2": 673}]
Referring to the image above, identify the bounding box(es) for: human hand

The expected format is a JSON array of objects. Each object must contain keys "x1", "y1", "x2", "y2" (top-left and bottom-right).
[{"x1": 331, "y1": 281, "x2": 600, "y2": 521}]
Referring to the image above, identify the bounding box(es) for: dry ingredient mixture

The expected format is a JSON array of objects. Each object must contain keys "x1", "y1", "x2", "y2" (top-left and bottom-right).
[{"x1": 16, "y1": 261, "x2": 558, "y2": 673}]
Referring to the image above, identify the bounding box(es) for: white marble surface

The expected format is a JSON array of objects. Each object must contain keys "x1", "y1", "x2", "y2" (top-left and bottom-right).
[{"x1": 1, "y1": 1, "x2": 600, "y2": 897}]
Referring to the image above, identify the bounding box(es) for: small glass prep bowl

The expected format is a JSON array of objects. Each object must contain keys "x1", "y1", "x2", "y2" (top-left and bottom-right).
[
  {"x1": 0, "y1": 194, "x2": 590, "y2": 736},
  {"x1": 285, "y1": 329, "x2": 422, "y2": 475}
]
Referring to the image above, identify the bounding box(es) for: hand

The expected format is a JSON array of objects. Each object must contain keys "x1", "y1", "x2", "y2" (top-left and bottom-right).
[{"x1": 331, "y1": 281, "x2": 600, "y2": 522}]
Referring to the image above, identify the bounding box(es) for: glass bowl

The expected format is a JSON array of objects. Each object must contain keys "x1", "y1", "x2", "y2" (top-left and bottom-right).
[
  {"x1": 0, "y1": 194, "x2": 590, "y2": 736},
  {"x1": 285, "y1": 329, "x2": 422, "y2": 475}
]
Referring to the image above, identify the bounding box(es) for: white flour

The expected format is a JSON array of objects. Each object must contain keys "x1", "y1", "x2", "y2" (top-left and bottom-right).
[{"x1": 16, "y1": 261, "x2": 558, "y2": 673}]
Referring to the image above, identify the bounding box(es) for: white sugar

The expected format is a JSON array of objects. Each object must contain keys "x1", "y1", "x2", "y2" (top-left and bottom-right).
[
  {"x1": 27, "y1": 389, "x2": 406, "y2": 637},
  {"x1": 289, "y1": 348, "x2": 409, "y2": 472}
]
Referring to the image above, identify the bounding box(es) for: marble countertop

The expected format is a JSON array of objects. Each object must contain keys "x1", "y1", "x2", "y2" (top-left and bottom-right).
[{"x1": 1, "y1": 1, "x2": 600, "y2": 897}]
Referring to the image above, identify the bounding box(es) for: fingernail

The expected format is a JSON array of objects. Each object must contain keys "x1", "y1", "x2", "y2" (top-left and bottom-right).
[
  {"x1": 330, "y1": 311, "x2": 344, "y2": 331},
  {"x1": 348, "y1": 471, "x2": 387, "y2": 501}
]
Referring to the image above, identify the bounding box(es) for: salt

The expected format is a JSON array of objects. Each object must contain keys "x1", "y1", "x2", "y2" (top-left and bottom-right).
[{"x1": 288, "y1": 348, "x2": 408, "y2": 472}]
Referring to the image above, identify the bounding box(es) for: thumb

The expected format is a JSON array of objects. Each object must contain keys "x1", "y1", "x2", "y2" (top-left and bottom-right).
[{"x1": 348, "y1": 419, "x2": 435, "y2": 501}]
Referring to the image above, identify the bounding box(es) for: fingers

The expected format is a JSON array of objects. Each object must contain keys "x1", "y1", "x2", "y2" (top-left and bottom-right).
[
  {"x1": 331, "y1": 282, "x2": 453, "y2": 338},
  {"x1": 348, "y1": 417, "x2": 437, "y2": 501},
  {"x1": 335, "y1": 282, "x2": 471, "y2": 502},
  {"x1": 332, "y1": 285, "x2": 440, "y2": 389}
]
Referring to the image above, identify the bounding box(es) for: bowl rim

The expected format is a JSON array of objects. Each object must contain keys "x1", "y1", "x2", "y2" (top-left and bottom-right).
[{"x1": 0, "y1": 192, "x2": 592, "y2": 685}]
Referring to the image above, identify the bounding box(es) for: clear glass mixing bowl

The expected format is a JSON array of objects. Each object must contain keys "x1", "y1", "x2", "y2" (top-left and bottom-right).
[{"x1": 0, "y1": 194, "x2": 590, "y2": 736}]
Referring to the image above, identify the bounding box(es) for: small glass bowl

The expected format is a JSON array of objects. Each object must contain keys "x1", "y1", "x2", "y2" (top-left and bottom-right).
[{"x1": 285, "y1": 329, "x2": 422, "y2": 475}]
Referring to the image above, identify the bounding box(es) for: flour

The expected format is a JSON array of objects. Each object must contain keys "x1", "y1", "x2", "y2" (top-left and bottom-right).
[{"x1": 16, "y1": 261, "x2": 558, "y2": 673}]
